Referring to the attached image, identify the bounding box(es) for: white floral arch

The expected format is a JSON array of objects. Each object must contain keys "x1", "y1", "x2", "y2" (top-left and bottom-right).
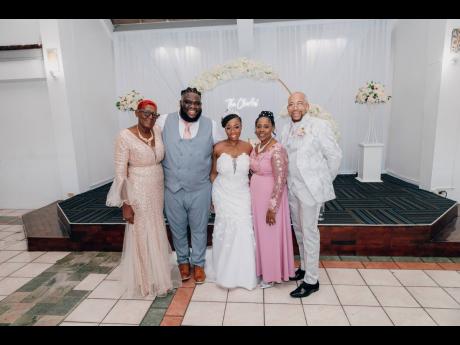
[{"x1": 190, "y1": 57, "x2": 340, "y2": 140}]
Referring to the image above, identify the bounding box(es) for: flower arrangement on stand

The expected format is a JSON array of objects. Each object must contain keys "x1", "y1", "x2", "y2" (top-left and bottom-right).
[
  {"x1": 116, "y1": 90, "x2": 144, "y2": 111},
  {"x1": 355, "y1": 81, "x2": 391, "y2": 144},
  {"x1": 355, "y1": 81, "x2": 391, "y2": 105}
]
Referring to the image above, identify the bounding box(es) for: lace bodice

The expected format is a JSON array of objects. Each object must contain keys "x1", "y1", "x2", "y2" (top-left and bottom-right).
[
  {"x1": 250, "y1": 142, "x2": 288, "y2": 213},
  {"x1": 216, "y1": 152, "x2": 250, "y2": 181},
  {"x1": 106, "y1": 126, "x2": 164, "y2": 207}
]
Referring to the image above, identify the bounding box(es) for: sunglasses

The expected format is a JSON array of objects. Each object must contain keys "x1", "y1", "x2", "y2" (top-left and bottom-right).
[{"x1": 138, "y1": 110, "x2": 160, "y2": 119}]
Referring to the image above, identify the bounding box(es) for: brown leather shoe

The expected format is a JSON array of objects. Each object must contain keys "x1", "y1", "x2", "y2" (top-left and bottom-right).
[
  {"x1": 193, "y1": 265, "x2": 206, "y2": 284},
  {"x1": 178, "y1": 263, "x2": 191, "y2": 281}
]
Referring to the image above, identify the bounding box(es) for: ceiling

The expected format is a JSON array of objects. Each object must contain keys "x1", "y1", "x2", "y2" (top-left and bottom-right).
[
  {"x1": 110, "y1": 19, "x2": 302, "y2": 31},
  {"x1": 110, "y1": 19, "x2": 236, "y2": 31}
]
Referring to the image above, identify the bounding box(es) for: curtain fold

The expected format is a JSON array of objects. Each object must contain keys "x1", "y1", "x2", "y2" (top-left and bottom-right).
[{"x1": 114, "y1": 19, "x2": 392, "y2": 173}]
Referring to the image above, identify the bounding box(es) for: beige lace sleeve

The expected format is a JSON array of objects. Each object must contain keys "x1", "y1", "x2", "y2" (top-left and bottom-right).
[
  {"x1": 269, "y1": 144, "x2": 288, "y2": 213},
  {"x1": 106, "y1": 132, "x2": 130, "y2": 207}
]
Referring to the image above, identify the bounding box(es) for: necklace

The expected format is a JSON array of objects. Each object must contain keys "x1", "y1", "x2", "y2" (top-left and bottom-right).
[
  {"x1": 137, "y1": 125, "x2": 154, "y2": 146},
  {"x1": 256, "y1": 137, "x2": 273, "y2": 154}
]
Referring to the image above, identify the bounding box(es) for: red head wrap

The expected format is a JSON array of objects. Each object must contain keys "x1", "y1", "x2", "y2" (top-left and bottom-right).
[{"x1": 137, "y1": 99, "x2": 157, "y2": 110}]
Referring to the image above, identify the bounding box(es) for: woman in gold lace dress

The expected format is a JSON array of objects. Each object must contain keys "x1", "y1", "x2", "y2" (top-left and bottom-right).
[{"x1": 106, "y1": 99, "x2": 181, "y2": 298}]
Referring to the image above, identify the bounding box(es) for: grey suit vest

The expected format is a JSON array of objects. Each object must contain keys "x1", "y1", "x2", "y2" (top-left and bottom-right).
[{"x1": 162, "y1": 113, "x2": 213, "y2": 193}]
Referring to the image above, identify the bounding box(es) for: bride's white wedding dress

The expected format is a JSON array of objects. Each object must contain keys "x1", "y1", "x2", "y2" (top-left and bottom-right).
[{"x1": 205, "y1": 153, "x2": 257, "y2": 290}]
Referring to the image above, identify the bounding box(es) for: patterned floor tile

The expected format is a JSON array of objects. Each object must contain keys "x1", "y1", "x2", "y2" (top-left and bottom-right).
[
  {"x1": 395, "y1": 262, "x2": 442, "y2": 270},
  {"x1": 181, "y1": 301, "x2": 225, "y2": 326},
  {"x1": 343, "y1": 306, "x2": 393, "y2": 326},
  {"x1": 140, "y1": 308, "x2": 167, "y2": 326},
  {"x1": 340, "y1": 256, "x2": 370, "y2": 262},
  {"x1": 304, "y1": 305, "x2": 349, "y2": 326},
  {"x1": 362, "y1": 262, "x2": 399, "y2": 269},
  {"x1": 392, "y1": 256, "x2": 422, "y2": 262},
  {"x1": 265, "y1": 304, "x2": 306, "y2": 326},
  {"x1": 334, "y1": 285, "x2": 380, "y2": 306},
  {"x1": 370, "y1": 286, "x2": 419, "y2": 307},
  {"x1": 384, "y1": 307, "x2": 436, "y2": 326},
  {"x1": 165, "y1": 287, "x2": 194, "y2": 317},
  {"x1": 358, "y1": 269, "x2": 402, "y2": 286},
  {"x1": 367, "y1": 256, "x2": 395, "y2": 262},
  {"x1": 322, "y1": 261, "x2": 365, "y2": 269},
  {"x1": 425, "y1": 308, "x2": 460, "y2": 326},
  {"x1": 160, "y1": 316, "x2": 182, "y2": 326},
  {"x1": 223, "y1": 302, "x2": 264, "y2": 326},
  {"x1": 102, "y1": 300, "x2": 152, "y2": 325},
  {"x1": 326, "y1": 268, "x2": 365, "y2": 285},
  {"x1": 64, "y1": 299, "x2": 116, "y2": 323},
  {"x1": 407, "y1": 287, "x2": 460, "y2": 309},
  {"x1": 421, "y1": 257, "x2": 453, "y2": 263}
]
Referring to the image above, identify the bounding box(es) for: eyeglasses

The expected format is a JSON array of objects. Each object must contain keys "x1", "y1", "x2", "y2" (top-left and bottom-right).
[
  {"x1": 138, "y1": 110, "x2": 160, "y2": 119},
  {"x1": 182, "y1": 99, "x2": 202, "y2": 107}
]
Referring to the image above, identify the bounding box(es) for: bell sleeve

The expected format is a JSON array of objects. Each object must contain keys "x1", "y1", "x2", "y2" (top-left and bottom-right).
[{"x1": 106, "y1": 132, "x2": 131, "y2": 207}]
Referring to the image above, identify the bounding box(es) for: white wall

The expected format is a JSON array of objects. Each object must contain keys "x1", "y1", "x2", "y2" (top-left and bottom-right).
[
  {"x1": 0, "y1": 19, "x2": 41, "y2": 45},
  {"x1": 58, "y1": 19, "x2": 118, "y2": 190},
  {"x1": 0, "y1": 20, "x2": 64, "y2": 208},
  {"x1": 431, "y1": 19, "x2": 460, "y2": 200},
  {"x1": 0, "y1": 19, "x2": 117, "y2": 208},
  {"x1": 0, "y1": 81, "x2": 62, "y2": 208},
  {"x1": 387, "y1": 19, "x2": 460, "y2": 202},
  {"x1": 386, "y1": 19, "x2": 446, "y2": 185}
]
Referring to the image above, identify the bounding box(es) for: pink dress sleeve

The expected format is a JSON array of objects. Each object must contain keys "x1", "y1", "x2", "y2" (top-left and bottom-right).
[
  {"x1": 269, "y1": 144, "x2": 288, "y2": 213},
  {"x1": 106, "y1": 132, "x2": 131, "y2": 207}
]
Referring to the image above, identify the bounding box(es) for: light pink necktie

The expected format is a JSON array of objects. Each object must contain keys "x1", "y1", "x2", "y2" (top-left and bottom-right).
[{"x1": 183, "y1": 122, "x2": 192, "y2": 139}]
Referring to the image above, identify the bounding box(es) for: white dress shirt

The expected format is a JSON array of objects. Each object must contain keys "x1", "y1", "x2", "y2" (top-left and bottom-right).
[{"x1": 156, "y1": 113, "x2": 225, "y2": 145}]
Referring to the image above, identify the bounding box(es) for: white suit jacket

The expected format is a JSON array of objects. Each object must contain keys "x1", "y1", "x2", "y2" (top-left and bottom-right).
[{"x1": 280, "y1": 115, "x2": 342, "y2": 204}]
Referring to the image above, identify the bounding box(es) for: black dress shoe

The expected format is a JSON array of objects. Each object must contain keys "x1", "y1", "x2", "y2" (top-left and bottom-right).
[
  {"x1": 289, "y1": 268, "x2": 305, "y2": 281},
  {"x1": 290, "y1": 281, "x2": 320, "y2": 298}
]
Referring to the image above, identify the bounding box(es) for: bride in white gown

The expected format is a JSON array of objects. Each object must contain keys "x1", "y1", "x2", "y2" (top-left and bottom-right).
[{"x1": 205, "y1": 114, "x2": 258, "y2": 290}]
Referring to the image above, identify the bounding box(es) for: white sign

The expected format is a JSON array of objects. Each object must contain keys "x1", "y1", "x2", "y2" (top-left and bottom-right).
[{"x1": 224, "y1": 97, "x2": 259, "y2": 111}]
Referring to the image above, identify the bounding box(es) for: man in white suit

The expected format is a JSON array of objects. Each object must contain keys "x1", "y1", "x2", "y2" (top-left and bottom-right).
[{"x1": 280, "y1": 92, "x2": 342, "y2": 298}]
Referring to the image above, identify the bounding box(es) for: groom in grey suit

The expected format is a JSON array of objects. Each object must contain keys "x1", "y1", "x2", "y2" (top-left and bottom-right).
[{"x1": 156, "y1": 87, "x2": 224, "y2": 284}]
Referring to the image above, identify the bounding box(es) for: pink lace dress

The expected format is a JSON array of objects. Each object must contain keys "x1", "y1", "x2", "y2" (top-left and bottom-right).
[
  {"x1": 106, "y1": 126, "x2": 181, "y2": 298},
  {"x1": 249, "y1": 142, "x2": 295, "y2": 283}
]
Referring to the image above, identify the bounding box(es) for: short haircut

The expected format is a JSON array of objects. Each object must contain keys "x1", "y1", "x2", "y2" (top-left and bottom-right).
[{"x1": 181, "y1": 87, "x2": 201, "y2": 97}]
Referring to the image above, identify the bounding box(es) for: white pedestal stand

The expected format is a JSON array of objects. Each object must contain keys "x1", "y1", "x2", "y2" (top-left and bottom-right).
[{"x1": 356, "y1": 143, "x2": 384, "y2": 183}]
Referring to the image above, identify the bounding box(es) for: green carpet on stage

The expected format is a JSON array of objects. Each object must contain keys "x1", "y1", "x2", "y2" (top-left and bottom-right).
[{"x1": 58, "y1": 174, "x2": 456, "y2": 226}]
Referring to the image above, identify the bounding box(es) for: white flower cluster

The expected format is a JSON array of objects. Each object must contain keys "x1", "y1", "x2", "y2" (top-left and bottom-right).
[
  {"x1": 308, "y1": 104, "x2": 341, "y2": 141},
  {"x1": 279, "y1": 103, "x2": 341, "y2": 141},
  {"x1": 355, "y1": 81, "x2": 391, "y2": 104},
  {"x1": 116, "y1": 90, "x2": 144, "y2": 112},
  {"x1": 190, "y1": 57, "x2": 279, "y2": 92}
]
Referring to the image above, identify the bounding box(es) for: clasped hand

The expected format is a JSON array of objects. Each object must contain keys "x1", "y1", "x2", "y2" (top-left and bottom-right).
[
  {"x1": 266, "y1": 209, "x2": 276, "y2": 226},
  {"x1": 122, "y1": 203, "x2": 135, "y2": 224}
]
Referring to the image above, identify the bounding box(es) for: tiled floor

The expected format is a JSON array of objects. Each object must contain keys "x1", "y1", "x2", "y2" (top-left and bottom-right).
[{"x1": 0, "y1": 210, "x2": 460, "y2": 326}]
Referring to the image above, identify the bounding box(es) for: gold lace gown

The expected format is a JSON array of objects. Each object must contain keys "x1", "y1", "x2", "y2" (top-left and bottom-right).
[{"x1": 106, "y1": 126, "x2": 181, "y2": 298}]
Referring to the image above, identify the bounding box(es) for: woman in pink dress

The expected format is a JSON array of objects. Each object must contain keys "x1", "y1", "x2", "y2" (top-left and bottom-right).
[{"x1": 249, "y1": 111, "x2": 295, "y2": 288}]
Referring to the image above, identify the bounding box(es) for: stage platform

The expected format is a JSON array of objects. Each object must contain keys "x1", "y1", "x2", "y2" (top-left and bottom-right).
[{"x1": 24, "y1": 174, "x2": 460, "y2": 256}]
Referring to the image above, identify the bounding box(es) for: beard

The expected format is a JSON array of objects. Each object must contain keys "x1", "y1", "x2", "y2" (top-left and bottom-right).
[{"x1": 179, "y1": 105, "x2": 202, "y2": 123}]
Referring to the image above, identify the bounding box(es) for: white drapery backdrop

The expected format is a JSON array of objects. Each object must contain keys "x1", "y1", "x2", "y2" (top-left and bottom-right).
[{"x1": 113, "y1": 19, "x2": 393, "y2": 173}]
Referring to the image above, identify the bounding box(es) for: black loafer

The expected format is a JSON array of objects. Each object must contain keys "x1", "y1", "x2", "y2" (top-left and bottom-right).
[
  {"x1": 289, "y1": 268, "x2": 305, "y2": 281},
  {"x1": 290, "y1": 281, "x2": 319, "y2": 298}
]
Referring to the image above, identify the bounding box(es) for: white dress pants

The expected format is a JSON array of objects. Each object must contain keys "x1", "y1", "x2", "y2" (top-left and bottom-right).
[{"x1": 288, "y1": 188, "x2": 321, "y2": 285}]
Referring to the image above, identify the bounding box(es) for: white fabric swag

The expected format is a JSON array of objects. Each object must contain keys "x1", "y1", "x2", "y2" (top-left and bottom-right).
[{"x1": 113, "y1": 19, "x2": 393, "y2": 174}]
